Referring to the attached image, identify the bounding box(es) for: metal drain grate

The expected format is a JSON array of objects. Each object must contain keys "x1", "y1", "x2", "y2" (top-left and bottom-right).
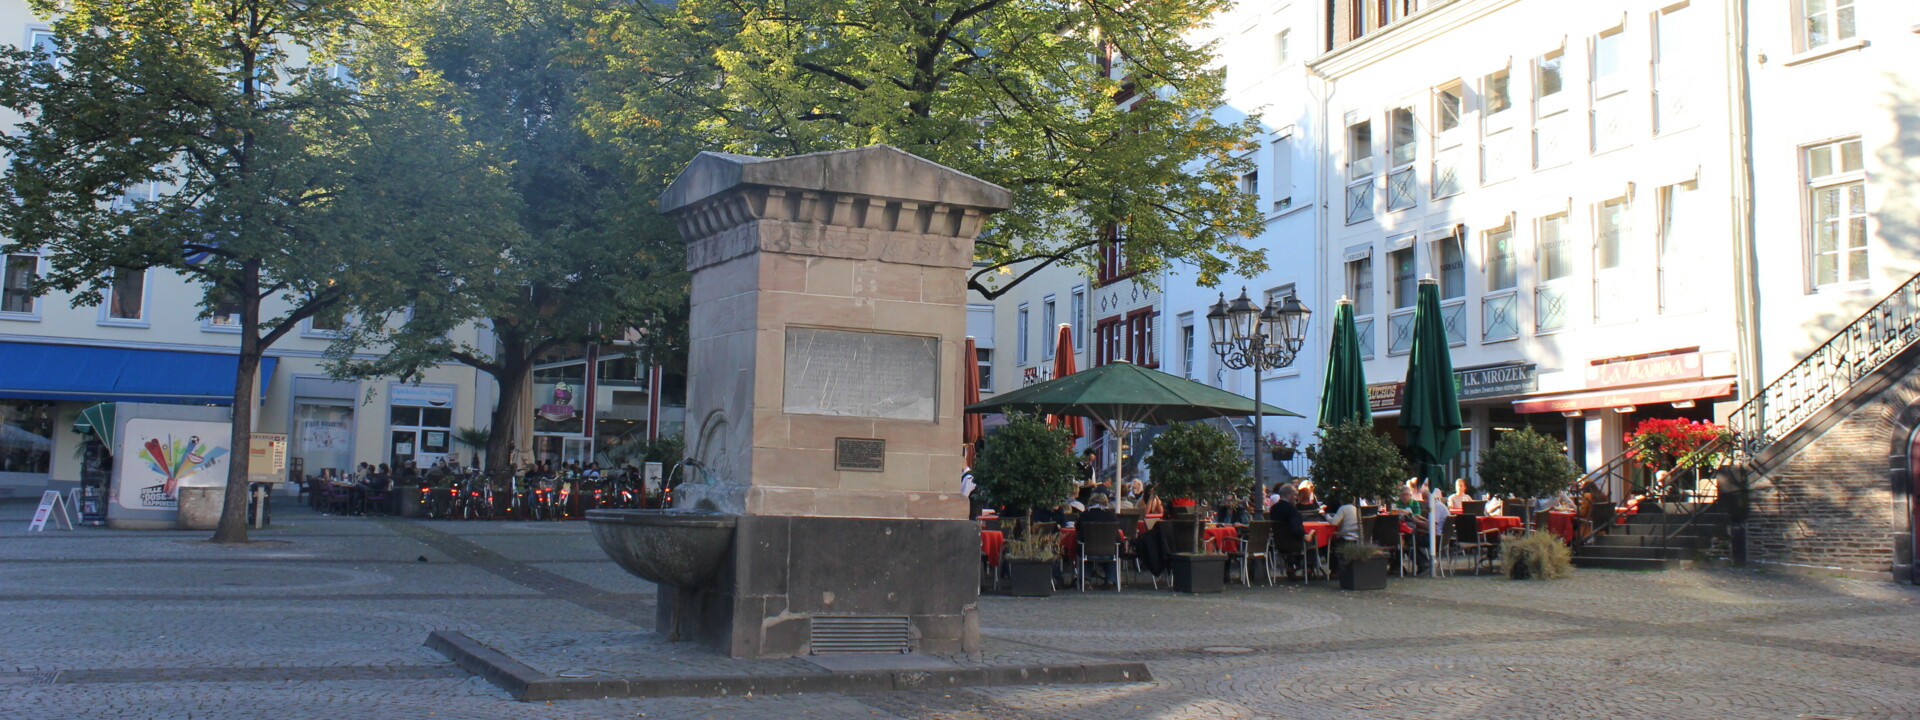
[{"x1": 810, "y1": 615, "x2": 911, "y2": 655}]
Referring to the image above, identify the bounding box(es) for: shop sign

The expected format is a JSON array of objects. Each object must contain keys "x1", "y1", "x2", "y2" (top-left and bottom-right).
[
  {"x1": 1456, "y1": 363, "x2": 1538, "y2": 401},
  {"x1": 118, "y1": 419, "x2": 231, "y2": 511},
  {"x1": 538, "y1": 381, "x2": 578, "y2": 422},
  {"x1": 391, "y1": 383, "x2": 456, "y2": 408},
  {"x1": 248, "y1": 433, "x2": 287, "y2": 482},
  {"x1": 1368, "y1": 382, "x2": 1404, "y2": 411},
  {"x1": 1586, "y1": 351, "x2": 1702, "y2": 388}
]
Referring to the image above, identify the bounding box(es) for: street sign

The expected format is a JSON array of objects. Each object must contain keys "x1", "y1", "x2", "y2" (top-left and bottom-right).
[{"x1": 28, "y1": 490, "x2": 73, "y2": 532}]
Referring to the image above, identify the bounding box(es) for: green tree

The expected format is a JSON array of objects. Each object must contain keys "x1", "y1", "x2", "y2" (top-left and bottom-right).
[
  {"x1": 1477, "y1": 427, "x2": 1579, "y2": 500},
  {"x1": 972, "y1": 413, "x2": 1079, "y2": 528},
  {"x1": 1146, "y1": 421, "x2": 1249, "y2": 553},
  {"x1": 1307, "y1": 420, "x2": 1407, "y2": 507},
  {"x1": 0, "y1": 0, "x2": 516, "y2": 543},
  {"x1": 580, "y1": 0, "x2": 1266, "y2": 297},
  {"x1": 331, "y1": 0, "x2": 694, "y2": 472}
]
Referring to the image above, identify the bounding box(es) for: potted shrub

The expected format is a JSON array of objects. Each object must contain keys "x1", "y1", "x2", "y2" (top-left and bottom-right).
[
  {"x1": 1337, "y1": 542, "x2": 1389, "y2": 590},
  {"x1": 1146, "y1": 422, "x2": 1250, "y2": 594},
  {"x1": 1477, "y1": 427, "x2": 1580, "y2": 523},
  {"x1": 1499, "y1": 530, "x2": 1573, "y2": 580},
  {"x1": 1306, "y1": 420, "x2": 1408, "y2": 512},
  {"x1": 1003, "y1": 529, "x2": 1063, "y2": 597},
  {"x1": 973, "y1": 413, "x2": 1079, "y2": 593}
]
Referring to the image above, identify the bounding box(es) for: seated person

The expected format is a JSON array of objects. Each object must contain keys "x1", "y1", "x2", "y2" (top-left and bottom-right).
[
  {"x1": 1078, "y1": 493, "x2": 1118, "y2": 525},
  {"x1": 1213, "y1": 498, "x2": 1252, "y2": 526},
  {"x1": 1446, "y1": 478, "x2": 1476, "y2": 507},
  {"x1": 1325, "y1": 495, "x2": 1362, "y2": 574}
]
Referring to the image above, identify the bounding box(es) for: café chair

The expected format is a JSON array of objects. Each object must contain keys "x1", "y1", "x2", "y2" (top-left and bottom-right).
[{"x1": 1076, "y1": 521, "x2": 1124, "y2": 592}]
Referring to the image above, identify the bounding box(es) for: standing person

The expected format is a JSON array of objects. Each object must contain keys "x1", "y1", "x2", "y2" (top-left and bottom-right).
[
  {"x1": 1076, "y1": 448, "x2": 1100, "y2": 504},
  {"x1": 1426, "y1": 483, "x2": 1451, "y2": 575}
]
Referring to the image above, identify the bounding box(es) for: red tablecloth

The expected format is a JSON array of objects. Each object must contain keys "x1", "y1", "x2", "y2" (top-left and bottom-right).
[
  {"x1": 1203, "y1": 526, "x2": 1240, "y2": 553},
  {"x1": 981, "y1": 530, "x2": 1005, "y2": 567},
  {"x1": 1302, "y1": 521, "x2": 1335, "y2": 549},
  {"x1": 1546, "y1": 512, "x2": 1576, "y2": 544},
  {"x1": 1060, "y1": 527, "x2": 1078, "y2": 560},
  {"x1": 1477, "y1": 515, "x2": 1523, "y2": 535}
]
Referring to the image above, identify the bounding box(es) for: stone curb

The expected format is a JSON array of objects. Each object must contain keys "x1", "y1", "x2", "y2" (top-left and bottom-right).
[{"x1": 424, "y1": 631, "x2": 1150, "y2": 702}]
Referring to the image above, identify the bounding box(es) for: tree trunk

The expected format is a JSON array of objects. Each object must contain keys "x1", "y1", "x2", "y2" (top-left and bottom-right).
[
  {"x1": 486, "y1": 355, "x2": 532, "y2": 475},
  {"x1": 211, "y1": 282, "x2": 263, "y2": 544}
]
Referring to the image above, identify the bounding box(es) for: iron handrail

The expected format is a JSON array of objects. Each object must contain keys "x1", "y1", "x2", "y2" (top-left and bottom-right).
[{"x1": 1730, "y1": 270, "x2": 1920, "y2": 458}]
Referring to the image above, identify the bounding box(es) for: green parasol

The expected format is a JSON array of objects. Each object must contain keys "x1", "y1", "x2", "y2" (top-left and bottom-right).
[
  {"x1": 71, "y1": 402, "x2": 117, "y2": 454},
  {"x1": 1317, "y1": 298, "x2": 1371, "y2": 428},
  {"x1": 1398, "y1": 279, "x2": 1462, "y2": 483}
]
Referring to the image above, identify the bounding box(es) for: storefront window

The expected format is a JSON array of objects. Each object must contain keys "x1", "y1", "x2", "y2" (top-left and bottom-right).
[
  {"x1": 389, "y1": 384, "x2": 455, "y2": 469},
  {"x1": 294, "y1": 403, "x2": 354, "y2": 479},
  {"x1": 0, "y1": 400, "x2": 53, "y2": 476},
  {"x1": 533, "y1": 361, "x2": 587, "y2": 435}
]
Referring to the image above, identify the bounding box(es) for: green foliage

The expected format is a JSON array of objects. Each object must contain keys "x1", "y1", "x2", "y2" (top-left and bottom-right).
[
  {"x1": 1005, "y1": 528, "x2": 1063, "y2": 561},
  {"x1": 453, "y1": 427, "x2": 493, "y2": 452},
  {"x1": 972, "y1": 413, "x2": 1079, "y2": 515},
  {"x1": 1306, "y1": 420, "x2": 1407, "y2": 507},
  {"x1": 580, "y1": 0, "x2": 1268, "y2": 297},
  {"x1": 1337, "y1": 542, "x2": 1384, "y2": 564},
  {"x1": 0, "y1": 0, "x2": 519, "y2": 541},
  {"x1": 1499, "y1": 530, "x2": 1574, "y2": 580},
  {"x1": 1477, "y1": 427, "x2": 1579, "y2": 499},
  {"x1": 1145, "y1": 422, "x2": 1249, "y2": 505}
]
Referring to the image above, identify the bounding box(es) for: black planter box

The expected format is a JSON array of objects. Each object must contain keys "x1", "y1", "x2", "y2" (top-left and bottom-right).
[
  {"x1": 1006, "y1": 559, "x2": 1055, "y2": 597},
  {"x1": 1339, "y1": 557, "x2": 1389, "y2": 591},
  {"x1": 398, "y1": 488, "x2": 426, "y2": 518},
  {"x1": 1172, "y1": 554, "x2": 1227, "y2": 594},
  {"x1": 1169, "y1": 520, "x2": 1202, "y2": 554},
  {"x1": 1270, "y1": 448, "x2": 1296, "y2": 461}
]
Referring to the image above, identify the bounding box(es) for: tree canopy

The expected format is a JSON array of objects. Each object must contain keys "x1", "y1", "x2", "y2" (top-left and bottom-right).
[
  {"x1": 580, "y1": 0, "x2": 1267, "y2": 297},
  {"x1": 0, "y1": 0, "x2": 518, "y2": 541}
]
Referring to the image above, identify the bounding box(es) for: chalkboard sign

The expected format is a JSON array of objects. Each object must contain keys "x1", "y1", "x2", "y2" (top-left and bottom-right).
[{"x1": 834, "y1": 438, "x2": 886, "y2": 472}]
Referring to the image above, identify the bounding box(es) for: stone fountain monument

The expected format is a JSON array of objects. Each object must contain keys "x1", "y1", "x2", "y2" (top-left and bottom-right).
[{"x1": 590, "y1": 146, "x2": 1010, "y2": 659}]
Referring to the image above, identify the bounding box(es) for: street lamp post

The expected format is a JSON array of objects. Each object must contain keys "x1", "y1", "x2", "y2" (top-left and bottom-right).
[{"x1": 1207, "y1": 288, "x2": 1312, "y2": 506}]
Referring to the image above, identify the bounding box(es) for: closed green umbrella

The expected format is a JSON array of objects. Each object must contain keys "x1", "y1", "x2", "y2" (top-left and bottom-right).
[
  {"x1": 1317, "y1": 298, "x2": 1370, "y2": 428},
  {"x1": 1399, "y1": 279, "x2": 1462, "y2": 485},
  {"x1": 72, "y1": 402, "x2": 117, "y2": 453}
]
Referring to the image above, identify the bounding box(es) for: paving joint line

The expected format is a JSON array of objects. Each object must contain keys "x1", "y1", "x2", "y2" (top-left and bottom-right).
[{"x1": 374, "y1": 517, "x2": 653, "y2": 627}]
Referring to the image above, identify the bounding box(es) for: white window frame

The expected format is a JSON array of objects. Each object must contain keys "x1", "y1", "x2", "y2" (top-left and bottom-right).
[
  {"x1": 976, "y1": 347, "x2": 994, "y2": 394},
  {"x1": 1534, "y1": 211, "x2": 1574, "y2": 335},
  {"x1": 1796, "y1": 0, "x2": 1857, "y2": 52},
  {"x1": 1, "y1": 252, "x2": 41, "y2": 321},
  {"x1": 1386, "y1": 106, "x2": 1419, "y2": 212},
  {"x1": 201, "y1": 291, "x2": 244, "y2": 333},
  {"x1": 1657, "y1": 179, "x2": 1705, "y2": 314},
  {"x1": 303, "y1": 311, "x2": 348, "y2": 339},
  {"x1": 1275, "y1": 28, "x2": 1292, "y2": 66},
  {"x1": 1532, "y1": 45, "x2": 1571, "y2": 169},
  {"x1": 97, "y1": 267, "x2": 151, "y2": 327},
  {"x1": 1428, "y1": 230, "x2": 1467, "y2": 300},
  {"x1": 1346, "y1": 115, "x2": 1376, "y2": 224},
  {"x1": 1015, "y1": 303, "x2": 1030, "y2": 365},
  {"x1": 1271, "y1": 129, "x2": 1296, "y2": 213},
  {"x1": 1592, "y1": 195, "x2": 1636, "y2": 325},
  {"x1": 1481, "y1": 65, "x2": 1517, "y2": 185},
  {"x1": 1041, "y1": 296, "x2": 1057, "y2": 360},
  {"x1": 1589, "y1": 22, "x2": 1630, "y2": 153},
  {"x1": 1804, "y1": 137, "x2": 1868, "y2": 290},
  {"x1": 26, "y1": 26, "x2": 57, "y2": 68},
  {"x1": 1178, "y1": 312, "x2": 1196, "y2": 380},
  {"x1": 1069, "y1": 286, "x2": 1086, "y2": 350}
]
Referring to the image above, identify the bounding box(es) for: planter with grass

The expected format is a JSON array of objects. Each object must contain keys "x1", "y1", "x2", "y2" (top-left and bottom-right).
[
  {"x1": 1499, "y1": 530, "x2": 1573, "y2": 580},
  {"x1": 1146, "y1": 422, "x2": 1251, "y2": 593},
  {"x1": 972, "y1": 414, "x2": 1079, "y2": 597},
  {"x1": 1337, "y1": 542, "x2": 1390, "y2": 590}
]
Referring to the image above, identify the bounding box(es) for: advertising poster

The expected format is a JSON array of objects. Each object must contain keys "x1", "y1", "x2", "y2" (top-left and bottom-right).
[{"x1": 117, "y1": 419, "x2": 232, "y2": 511}]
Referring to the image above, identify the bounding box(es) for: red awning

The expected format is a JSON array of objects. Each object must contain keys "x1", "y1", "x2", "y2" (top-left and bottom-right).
[{"x1": 1512, "y1": 379, "x2": 1735, "y2": 414}]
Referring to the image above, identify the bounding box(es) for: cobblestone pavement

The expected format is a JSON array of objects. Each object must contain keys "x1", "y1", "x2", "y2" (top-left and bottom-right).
[{"x1": 3, "y1": 501, "x2": 1916, "y2": 719}]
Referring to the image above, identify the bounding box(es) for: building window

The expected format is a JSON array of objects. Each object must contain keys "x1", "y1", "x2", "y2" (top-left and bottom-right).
[
  {"x1": 1435, "y1": 83, "x2": 1464, "y2": 134},
  {"x1": 1389, "y1": 247, "x2": 1417, "y2": 310},
  {"x1": 27, "y1": 28, "x2": 57, "y2": 66},
  {"x1": 309, "y1": 309, "x2": 345, "y2": 334},
  {"x1": 2, "y1": 254, "x2": 36, "y2": 316},
  {"x1": 1015, "y1": 304, "x2": 1030, "y2": 364},
  {"x1": 1123, "y1": 309, "x2": 1157, "y2": 367},
  {"x1": 1535, "y1": 213, "x2": 1572, "y2": 333},
  {"x1": 1590, "y1": 26, "x2": 1628, "y2": 153},
  {"x1": 1433, "y1": 233, "x2": 1466, "y2": 300},
  {"x1": 206, "y1": 292, "x2": 242, "y2": 330},
  {"x1": 1096, "y1": 224, "x2": 1131, "y2": 283},
  {"x1": 1800, "y1": 0, "x2": 1856, "y2": 51},
  {"x1": 1482, "y1": 68, "x2": 1516, "y2": 184},
  {"x1": 1533, "y1": 48, "x2": 1570, "y2": 169},
  {"x1": 1240, "y1": 170, "x2": 1260, "y2": 207},
  {"x1": 1, "y1": 400, "x2": 54, "y2": 475},
  {"x1": 1276, "y1": 29, "x2": 1291, "y2": 65},
  {"x1": 1654, "y1": 3, "x2": 1696, "y2": 134},
  {"x1": 1179, "y1": 315, "x2": 1196, "y2": 380},
  {"x1": 1070, "y1": 286, "x2": 1086, "y2": 349},
  {"x1": 1485, "y1": 225, "x2": 1517, "y2": 292},
  {"x1": 1659, "y1": 180, "x2": 1705, "y2": 313},
  {"x1": 1347, "y1": 254, "x2": 1375, "y2": 317},
  {"x1": 1271, "y1": 132, "x2": 1295, "y2": 211},
  {"x1": 1386, "y1": 107, "x2": 1418, "y2": 211},
  {"x1": 1806, "y1": 138, "x2": 1867, "y2": 288},
  {"x1": 1041, "y1": 297, "x2": 1057, "y2": 359},
  {"x1": 1594, "y1": 197, "x2": 1634, "y2": 324},
  {"x1": 104, "y1": 268, "x2": 145, "y2": 321},
  {"x1": 976, "y1": 348, "x2": 994, "y2": 393},
  {"x1": 1346, "y1": 118, "x2": 1375, "y2": 224}
]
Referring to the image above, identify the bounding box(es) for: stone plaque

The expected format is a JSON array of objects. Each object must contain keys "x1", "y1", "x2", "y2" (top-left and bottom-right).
[
  {"x1": 834, "y1": 437, "x2": 887, "y2": 472},
  {"x1": 784, "y1": 328, "x2": 939, "y2": 421}
]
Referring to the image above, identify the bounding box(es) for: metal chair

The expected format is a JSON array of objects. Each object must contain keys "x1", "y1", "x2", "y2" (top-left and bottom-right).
[
  {"x1": 1576, "y1": 501, "x2": 1616, "y2": 545},
  {"x1": 1075, "y1": 522, "x2": 1123, "y2": 592},
  {"x1": 1233, "y1": 521, "x2": 1277, "y2": 586},
  {"x1": 1271, "y1": 529, "x2": 1312, "y2": 583},
  {"x1": 1370, "y1": 513, "x2": 1411, "y2": 577},
  {"x1": 1453, "y1": 516, "x2": 1495, "y2": 574}
]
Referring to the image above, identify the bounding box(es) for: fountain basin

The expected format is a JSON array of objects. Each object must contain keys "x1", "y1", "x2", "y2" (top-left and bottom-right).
[{"x1": 587, "y1": 509, "x2": 738, "y2": 590}]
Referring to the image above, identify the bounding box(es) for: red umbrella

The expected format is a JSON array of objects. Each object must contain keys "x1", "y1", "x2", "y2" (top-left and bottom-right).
[
  {"x1": 1049, "y1": 325, "x2": 1084, "y2": 441},
  {"x1": 962, "y1": 336, "x2": 984, "y2": 467}
]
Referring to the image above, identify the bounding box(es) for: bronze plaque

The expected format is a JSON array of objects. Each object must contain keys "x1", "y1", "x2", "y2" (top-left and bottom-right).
[{"x1": 834, "y1": 437, "x2": 886, "y2": 472}]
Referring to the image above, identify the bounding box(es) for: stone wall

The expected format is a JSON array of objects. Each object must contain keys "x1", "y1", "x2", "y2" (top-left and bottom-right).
[{"x1": 1745, "y1": 365, "x2": 1920, "y2": 577}]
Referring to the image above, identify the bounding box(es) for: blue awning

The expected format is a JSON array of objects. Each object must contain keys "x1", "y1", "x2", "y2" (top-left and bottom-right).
[{"x1": 0, "y1": 342, "x2": 278, "y2": 405}]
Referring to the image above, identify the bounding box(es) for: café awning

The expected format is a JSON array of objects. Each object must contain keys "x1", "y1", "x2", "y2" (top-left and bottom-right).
[
  {"x1": 1511, "y1": 378, "x2": 1735, "y2": 414},
  {"x1": 0, "y1": 341, "x2": 278, "y2": 405}
]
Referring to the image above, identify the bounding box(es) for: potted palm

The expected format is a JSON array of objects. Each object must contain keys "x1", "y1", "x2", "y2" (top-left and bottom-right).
[
  {"x1": 1307, "y1": 420, "x2": 1407, "y2": 591},
  {"x1": 973, "y1": 413, "x2": 1080, "y2": 597},
  {"x1": 1477, "y1": 427, "x2": 1580, "y2": 528},
  {"x1": 1146, "y1": 422, "x2": 1250, "y2": 594}
]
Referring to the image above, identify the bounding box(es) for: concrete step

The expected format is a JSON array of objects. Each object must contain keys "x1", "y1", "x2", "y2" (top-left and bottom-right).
[
  {"x1": 1573, "y1": 556, "x2": 1678, "y2": 571},
  {"x1": 1574, "y1": 545, "x2": 1687, "y2": 561},
  {"x1": 1623, "y1": 512, "x2": 1729, "y2": 527},
  {"x1": 1591, "y1": 533, "x2": 1713, "y2": 549}
]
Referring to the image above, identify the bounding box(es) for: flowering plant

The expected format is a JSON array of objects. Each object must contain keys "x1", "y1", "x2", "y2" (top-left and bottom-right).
[
  {"x1": 1624, "y1": 418, "x2": 1732, "y2": 471},
  {"x1": 1264, "y1": 432, "x2": 1304, "y2": 451}
]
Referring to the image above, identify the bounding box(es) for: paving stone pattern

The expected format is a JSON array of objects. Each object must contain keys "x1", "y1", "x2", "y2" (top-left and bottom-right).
[{"x1": 3, "y1": 502, "x2": 1917, "y2": 719}]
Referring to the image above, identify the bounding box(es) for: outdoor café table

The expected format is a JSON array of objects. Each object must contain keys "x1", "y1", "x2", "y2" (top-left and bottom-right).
[
  {"x1": 1477, "y1": 515, "x2": 1523, "y2": 535},
  {"x1": 980, "y1": 530, "x2": 1005, "y2": 567},
  {"x1": 1302, "y1": 521, "x2": 1335, "y2": 548},
  {"x1": 1547, "y1": 511, "x2": 1576, "y2": 544},
  {"x1": 1202, "y1": 525, "x2": 1240, "y2": 553}
]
